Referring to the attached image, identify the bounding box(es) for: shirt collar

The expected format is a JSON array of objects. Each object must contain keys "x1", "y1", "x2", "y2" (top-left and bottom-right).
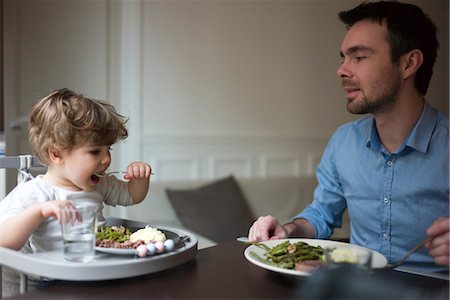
[
  {"x1": 366, "y1": 118, "x2": 380, "y2": 150},
  {"x1": 365, "y1": 102, "x2": 436, "y2": 154},
  {"x1": 405, "y1": 102, "x2": 436, "y2": 153}
]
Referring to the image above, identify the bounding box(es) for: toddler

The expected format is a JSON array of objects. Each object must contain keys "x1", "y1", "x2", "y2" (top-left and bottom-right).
[{"x1": 0, "y1": 88, "x2": 152, "y2": 296}]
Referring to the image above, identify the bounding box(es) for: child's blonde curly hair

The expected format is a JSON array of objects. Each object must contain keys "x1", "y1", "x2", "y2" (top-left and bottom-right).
[{"x1": 28, "y1": 88, "x2": 128, "y2": 165}]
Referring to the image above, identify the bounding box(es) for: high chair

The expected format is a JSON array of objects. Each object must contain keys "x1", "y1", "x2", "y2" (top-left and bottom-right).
[
  {"x1": 0, "y1": 155, "x2": 44, "y2": 294},
  {"x1": 0, "y1": 154, "x2": 43, "y2": 184}
]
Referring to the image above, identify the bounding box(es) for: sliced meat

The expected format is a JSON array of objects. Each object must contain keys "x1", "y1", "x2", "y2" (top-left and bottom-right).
[{"x1": 295, "y1": 260, "x2": 323, "y2": 273}]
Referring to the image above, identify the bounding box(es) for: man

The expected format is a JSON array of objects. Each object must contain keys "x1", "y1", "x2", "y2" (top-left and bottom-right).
[{"x1": 248, "y1": 1, "x2": 449, "y2": 270}]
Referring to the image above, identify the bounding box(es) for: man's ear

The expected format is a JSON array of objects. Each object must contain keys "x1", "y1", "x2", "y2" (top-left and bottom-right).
[
  {"x1": 48, "y1": 144, "x2": 64, "y2": 164},
  {"x1": 401, "y1": 49, "x2": 423, "y2": 79}
]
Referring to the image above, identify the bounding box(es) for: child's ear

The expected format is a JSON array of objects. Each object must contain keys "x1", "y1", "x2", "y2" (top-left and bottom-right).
[{"x1": 48, "y1": 144, "x2": 64, "y2": 164}]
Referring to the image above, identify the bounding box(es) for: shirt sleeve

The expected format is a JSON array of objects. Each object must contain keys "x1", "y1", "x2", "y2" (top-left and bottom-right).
[
  {"x1": 293, "y1": 130, "x2": 348, "y2": 239},
  {"x1": 97, "y1": 176, "x2": 134, "y2": 206},
  {"x1": 0, "y1": 181, "x2": 50, "y2": 222}
]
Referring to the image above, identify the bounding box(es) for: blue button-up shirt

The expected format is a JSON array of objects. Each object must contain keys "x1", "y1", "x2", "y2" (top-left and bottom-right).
[{"x1": 295, "y1": 102, "x2": 449, "y2": 270}]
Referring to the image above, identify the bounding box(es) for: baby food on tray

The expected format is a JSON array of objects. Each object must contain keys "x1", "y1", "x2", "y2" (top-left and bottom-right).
[{"x1": 96, "y1": 225, "x2": 175, "y2": 257}]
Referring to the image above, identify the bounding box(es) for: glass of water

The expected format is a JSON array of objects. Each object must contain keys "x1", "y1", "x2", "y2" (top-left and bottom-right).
[{"x1": 61, "y1": 202, "x2": 98, "y2": 262}]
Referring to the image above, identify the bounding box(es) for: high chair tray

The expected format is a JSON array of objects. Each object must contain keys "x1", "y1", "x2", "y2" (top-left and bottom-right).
[{"x1": 0, "y1": 219, "x2": 198, "y2": 281}]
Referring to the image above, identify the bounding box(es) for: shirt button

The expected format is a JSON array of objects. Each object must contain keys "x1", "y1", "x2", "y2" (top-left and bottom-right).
[
  {"x1": 387, "y1": 160, "x2": 393, "y2": 166},
  {"x1": 384, "y1": 197, "x2": 389, "y2": 204},
  {"x1": 383, "y1": 233, "x2": 389, "y2": 240}
]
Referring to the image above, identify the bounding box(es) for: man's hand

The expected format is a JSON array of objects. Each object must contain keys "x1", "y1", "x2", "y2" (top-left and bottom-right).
[
  {"x1": 248, "y1": 215, "x2": 288, "y2": 242},
  {"x1": 426, "y1": 217, "x2": 449, "y2": 266}
]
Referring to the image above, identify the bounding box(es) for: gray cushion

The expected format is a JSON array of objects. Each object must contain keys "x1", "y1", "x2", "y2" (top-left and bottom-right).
[{"x1": 166, "y1": 176, "x2": 254, "y2": 243}]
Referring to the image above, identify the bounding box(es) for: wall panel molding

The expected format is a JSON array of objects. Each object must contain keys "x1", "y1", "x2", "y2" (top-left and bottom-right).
[
  {"x1": 142, "y1": 134, "x2": 327, "y2": 181},
  {"x1": 209, "y1": 155, "x2": 253, "y2": 178},
  {"x1": 261, "y1": 155, "x2": 300, "y2": 177}
]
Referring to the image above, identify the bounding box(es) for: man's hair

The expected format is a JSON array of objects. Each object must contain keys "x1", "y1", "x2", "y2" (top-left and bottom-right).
[
  {"x1": 338, "y1": 1, "x2": 439, "y2": 95},
  {"x1": 28, "y1": 88, "x2": 128, "y2": 165}
]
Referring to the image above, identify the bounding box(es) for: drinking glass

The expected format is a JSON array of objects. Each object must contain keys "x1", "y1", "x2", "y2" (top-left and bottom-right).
[{"x1": 61, "y1": 203, "x2": 98, "y2": 262}]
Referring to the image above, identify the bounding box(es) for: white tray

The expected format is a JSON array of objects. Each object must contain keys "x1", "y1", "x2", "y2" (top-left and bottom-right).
[{"x1": 0, "y1": 219, "x2": 198, "y2": 281}]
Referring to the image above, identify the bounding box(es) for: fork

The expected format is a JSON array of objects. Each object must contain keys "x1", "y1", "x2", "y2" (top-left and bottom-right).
[
  {"x1": 380, "y1": 237, "x2": 431, "y2": 270},
  {"x1": 95, "y1": 171, "x2": 154, "y2": 177}
]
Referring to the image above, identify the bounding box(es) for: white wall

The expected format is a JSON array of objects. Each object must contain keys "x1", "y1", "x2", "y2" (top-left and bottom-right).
[
  {"x1": 3, "y1": 0, "x2": 449, "y2": 188},
  {"x1": 3, "y1": 0, "x2": 110, "y2": 190}
]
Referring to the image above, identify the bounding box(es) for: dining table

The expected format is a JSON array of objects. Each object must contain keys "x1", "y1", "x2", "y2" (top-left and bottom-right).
[{"x1": 6, "y1": 239, "x2": 449, "y2": 299}]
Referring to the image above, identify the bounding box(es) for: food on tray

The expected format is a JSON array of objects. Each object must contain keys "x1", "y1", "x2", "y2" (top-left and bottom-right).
[
  {"x1": 95, "y1": 225, "x2": 176, "y2": 257},
  {"x1": 130, "y1": 225, "x2": 167, "y2": 243},
  {"x1": 96, "y1": 225, "x2": 143, "y2": 249}
]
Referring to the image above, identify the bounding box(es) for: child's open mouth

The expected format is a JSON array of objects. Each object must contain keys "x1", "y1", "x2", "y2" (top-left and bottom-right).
[{"x1": 91, "y1": 174, "x2": 101, "y2": 184}]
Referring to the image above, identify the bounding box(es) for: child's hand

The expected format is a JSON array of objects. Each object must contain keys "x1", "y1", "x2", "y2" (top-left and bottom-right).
[
  {"x1": 123, "y1": 162, "x2": 152, "y2": 181},
  {"x1": 40, "y1": 200, "x2": 76, "y2": 224}
]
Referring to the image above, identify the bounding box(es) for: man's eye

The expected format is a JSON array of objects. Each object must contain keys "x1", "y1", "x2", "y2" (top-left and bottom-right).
[
  {"x1": 90, "y1": 150, "x2": 100, "y2": 155},
  {"x1": 353, "y1": 56, "x2": 366, "y2": 62}
]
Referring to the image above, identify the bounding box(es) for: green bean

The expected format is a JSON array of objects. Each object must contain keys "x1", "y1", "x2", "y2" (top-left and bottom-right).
[
  {"x1": 270, "y1": 247, "x2": 288, "y2": 256},
  {"x1": 297, "y1": 254, "x2": 320, "y2": 261},
  {"x1": 278, "y1": 261, "x2": 295, "y2": 269},
  {"x1": 250, "y1": 251, "x2": 278, "y2": 266},
  {"x1": 292, "y1": 248, "x2": 313, "y2": 256},
  {"x1": 246, "y1": 242, "x2": 271, "y2": 251},
  {"x1": 266, "y1": 253, "x2": 288, "y2": 263},
  {"x1": 268, "y1": 241, "x2": 289, "y2": 254}
]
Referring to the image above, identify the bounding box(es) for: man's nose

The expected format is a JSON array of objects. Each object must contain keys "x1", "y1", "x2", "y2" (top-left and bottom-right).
[{"x1": 337, "y1": 61, "x2": 351, "y2": 78}]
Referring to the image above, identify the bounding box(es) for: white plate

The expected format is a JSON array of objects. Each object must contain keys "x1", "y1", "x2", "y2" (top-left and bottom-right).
[
  {"x1": 95, "y1": 228, "x2": 181, "y2": 256},
  {"x1": 244, "y1": 238, "x2": 388, "y2": 276}
]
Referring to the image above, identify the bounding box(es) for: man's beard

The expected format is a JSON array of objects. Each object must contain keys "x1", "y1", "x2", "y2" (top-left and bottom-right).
[{"x1": 345, "y1": 73, "x2": 401, "y2": 115}]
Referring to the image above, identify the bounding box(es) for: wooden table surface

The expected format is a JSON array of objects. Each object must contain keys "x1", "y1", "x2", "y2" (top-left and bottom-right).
[{"x1": 8, "y1": 240, "x2": 449, "y2": 299}]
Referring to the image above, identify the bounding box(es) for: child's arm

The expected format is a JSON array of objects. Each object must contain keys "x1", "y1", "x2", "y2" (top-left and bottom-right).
[
  {"x1": 0, "y1": 200, "x2": 74, "y2": 250},
  {"x1": 124, "y1": 162, "x2": 152, "y2": 204}
]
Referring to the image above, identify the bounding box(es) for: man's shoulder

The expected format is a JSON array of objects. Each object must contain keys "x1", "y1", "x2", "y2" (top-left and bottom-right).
[{"x1": 433, "y1": 111, "x2": 449, "y2": 149}]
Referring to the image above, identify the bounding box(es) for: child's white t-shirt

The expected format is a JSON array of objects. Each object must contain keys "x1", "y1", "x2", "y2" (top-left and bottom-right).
[{"x1": 0, "y1": 174, "x2": 134, "y2": 254}]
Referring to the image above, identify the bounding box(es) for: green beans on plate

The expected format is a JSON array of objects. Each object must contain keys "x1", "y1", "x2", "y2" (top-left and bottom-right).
[
  {"x1": 249, "y1": 240, "x2": 324, "y2": 269},
  {"x1": 96, "y1": 225, "x2": 131, "y2": 243}
]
